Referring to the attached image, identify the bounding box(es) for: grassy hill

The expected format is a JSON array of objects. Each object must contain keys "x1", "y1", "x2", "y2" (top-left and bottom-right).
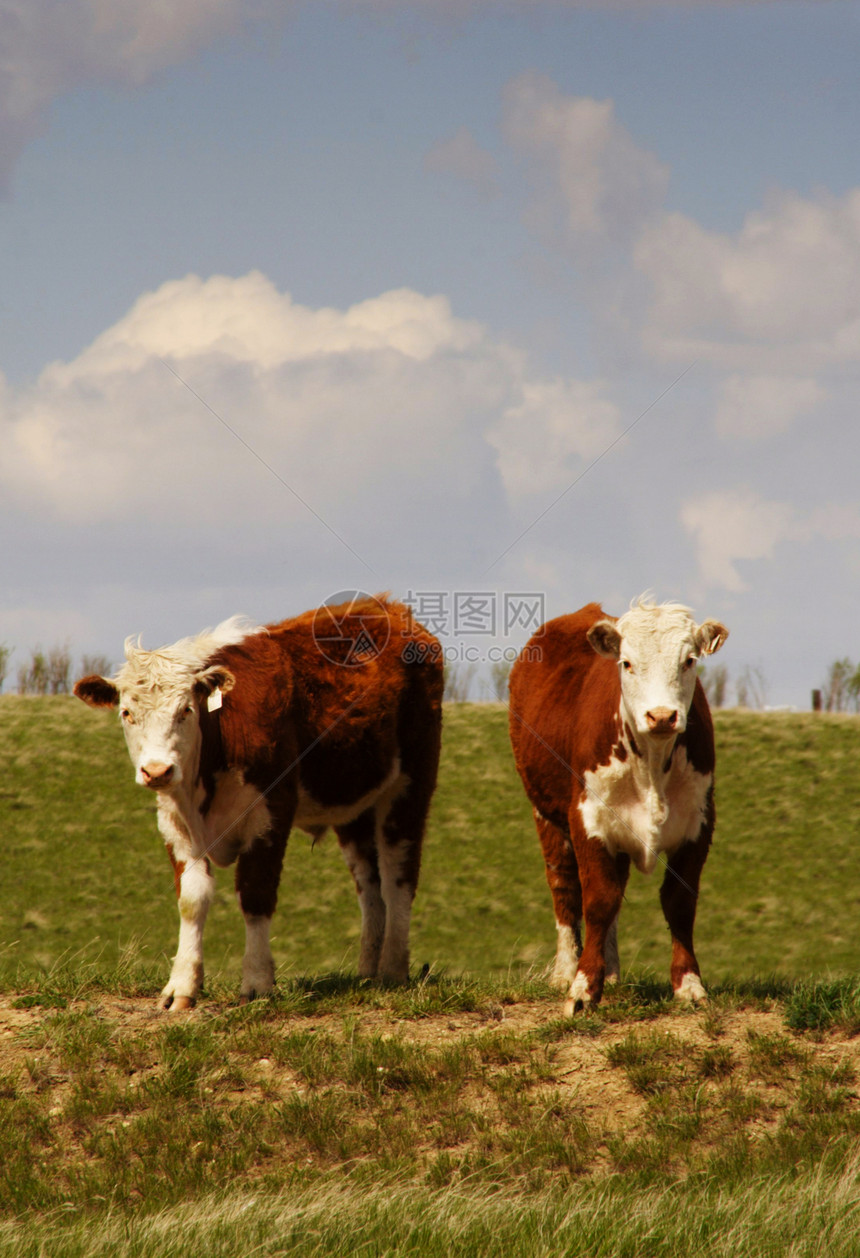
[
  {"x1": 1, "y1": 975, "x2": 859, "y2": 1256},
  {"x1": 2, "y1": 697, "x2": 859, "y2": 987},
  {"x1": 1, "y1": 697, "x2": 859, "y2": 1254}
]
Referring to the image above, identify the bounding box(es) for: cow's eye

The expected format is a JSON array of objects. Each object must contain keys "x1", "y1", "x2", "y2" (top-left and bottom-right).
[
  {"x1": 621, "y1": 660, "x2": 633, "y2": 673},
  {"x1": 683, "y1": 656, "x2": 696, "y2": 670},
  {"x1": 178, "y1": 705, "x2": 194, "y2": 722},
  {"x1": 121, "y1": 709, "x2": 134, "y2": 724}
]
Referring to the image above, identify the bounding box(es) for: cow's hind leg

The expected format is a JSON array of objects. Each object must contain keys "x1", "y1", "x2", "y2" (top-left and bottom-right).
[
  {"x1": 336, "y1": 809, "x2": 386, "y2": 978},
  {"x1": 660, "y1": 826, "x2": 712, "y2": 1004},
  {"x1": 534, "y1": 813, "x2": 583, "y2": 990},
  {"x1": 374, "y1": 787, "x2": 428, "y2": 985},
  {"x1": 372, "y1": 676, "x2": 441, "y2": 985},
  {"x1": 162, "y1": 844, "x2": 214, "y2": 1012},
  {"x1": 235, "y1": 831, "x2": 288, "y2": 1001}
]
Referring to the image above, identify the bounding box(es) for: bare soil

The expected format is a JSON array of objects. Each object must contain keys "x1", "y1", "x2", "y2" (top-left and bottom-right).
[{"x1": 2, "y1": 993, "x2": 858, "y2": 1145}]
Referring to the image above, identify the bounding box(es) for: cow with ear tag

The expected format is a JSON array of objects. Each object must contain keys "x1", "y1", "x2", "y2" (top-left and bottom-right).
[
  {"x1": 509, "y1": 597, "x2": 728, "y2": 1014},
  {"x1": 74, "y1": 602, "x2": 443, "y2": 1011}
]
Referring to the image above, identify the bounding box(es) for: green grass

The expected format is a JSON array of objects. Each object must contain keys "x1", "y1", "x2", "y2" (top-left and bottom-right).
[
  {"x1": 2, "y1": 699, "x2": 860, "y2": 987},
  {"x1": 1, "y1": 1167, "x2": 859, "y2": 1258},
  {"x1": 0, "y1": 975, "x2": 859, "y2": 1254},
  {"x1": 784, "y1": 978, "x2": 860, "y2": 1035},
  {"x1": 2, "y1": 698, "x2": 860, "y2": 1253}
]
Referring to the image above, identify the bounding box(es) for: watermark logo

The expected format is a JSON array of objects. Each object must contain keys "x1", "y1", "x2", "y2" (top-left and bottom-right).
[
  {"x1": 312, "y1": 590, "x2": 391, "y2": 668},
  {"x1": 401, "y1": 590, "x2": 545, "y2": 640},
  {"x1": 311, "y1": 588, "x2": 546, "y2": 674}
]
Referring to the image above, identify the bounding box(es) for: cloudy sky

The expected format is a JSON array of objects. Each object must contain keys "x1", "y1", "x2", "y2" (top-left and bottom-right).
[{"x1": 1, "y1": 0, "x2": 859, "y2": 705}]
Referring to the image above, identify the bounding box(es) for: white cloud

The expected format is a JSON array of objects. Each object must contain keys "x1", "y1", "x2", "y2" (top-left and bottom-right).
[
  {"x1": 486, "y1": 377, "x2": 619, "y2": 498},
  {"x1": 0, "y1": 270, "x2": 614, "y2": 525},
  {"x1": 503, "y1": 73, "x2": 669, "y2": 248},
  {"x1": 0, "y1": 2, "x2": 800, "y2": 195},
  {"x1": 681, "y1": 487, "x2": 860, "y2": 592},
  {"x1": 493, "y1": 78, "x2": 860, "y2": 391},
  {"x1": 681, "y1": 488, "x2": 796, "y2": 592},
  {"x1": 714, "y1": 374, "x2": 826, "y2": 441},
  {"x1": 636, "y1": 190, "x2": 860, "y2": 372},
  {"x1": 424, "y1": 127, "x2": 499, "y2": 196},
  {"x1": 0, "y1": 0, "x2": 261, "y2": 191},
  {"x1": 63, "y1": 270, "x2": 486, "y2": 371},
  {"x1": 0, "y1": 273, "x2": 499, "y2": 521}
]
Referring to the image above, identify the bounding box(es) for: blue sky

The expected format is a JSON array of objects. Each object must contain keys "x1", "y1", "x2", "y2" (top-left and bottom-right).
[{"x1": 1, "y1": 0, "x2": 859, "y2": 704}]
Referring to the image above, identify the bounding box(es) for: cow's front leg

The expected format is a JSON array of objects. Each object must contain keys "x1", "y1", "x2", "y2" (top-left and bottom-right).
[
  {"x1": 660, "y1": 826, "x2": 711, "y2": 1003},
  {"x1": 235, "y1": 831, "x2": 287, "y2": 1001},
  {"x1": 565, "y1": 823, "x2": 630, "y2": 1013},
  {"x1": 162, "y1": 846, "x2": 214, "y2": 1012}
]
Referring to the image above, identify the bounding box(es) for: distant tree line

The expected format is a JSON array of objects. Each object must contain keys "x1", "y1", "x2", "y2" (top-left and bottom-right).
[
  {"x1": 819, "y1": 658, "x2": 860, "y2": 713},
  {"x1": 443, "y1": 659, "x2": 514, "y2": 703},
  {"x1": 0, "y1": 644, "x2": 113, "y2": 695},
  {"x1": 700, "y1": 659, "x2": 860, "y2": 713},
  {"x1": 696, "y1": 663, "x2": 772, "y2": 709},
  {"x1": 2, "y1": 643, "x2": 858, "y2": 711}
]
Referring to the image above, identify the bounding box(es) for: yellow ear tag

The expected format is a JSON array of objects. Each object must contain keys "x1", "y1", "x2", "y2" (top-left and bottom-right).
[{"x1": 207, "y1": 688, "x2": 223, "y2": 713}]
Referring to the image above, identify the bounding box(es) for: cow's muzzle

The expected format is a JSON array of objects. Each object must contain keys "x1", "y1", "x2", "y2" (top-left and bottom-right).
[
  {"x1": 140, "y1": 762, "x2": 175, "y2": 789},
  {"x1": 644, "y1": 708, "x2": 679, "y2": 737}
]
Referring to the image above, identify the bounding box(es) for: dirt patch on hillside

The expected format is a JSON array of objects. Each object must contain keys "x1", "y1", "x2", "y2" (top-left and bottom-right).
[{"x1": 1, "y1": 991, "x2": 857, "y2": 1148}]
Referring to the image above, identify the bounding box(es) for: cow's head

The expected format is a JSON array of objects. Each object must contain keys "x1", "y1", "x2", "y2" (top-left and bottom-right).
[
  {"x1": 74, "y1": 638, "x2": 235, "y2": 791},
  {"x1": 587, "y1": 599, "x2": 728, "y2": 742}
]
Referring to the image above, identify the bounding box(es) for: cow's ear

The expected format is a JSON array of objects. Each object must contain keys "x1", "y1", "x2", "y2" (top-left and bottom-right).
[
  {"x1": 74, "y1": 675, "x2": 119, "y2": 708},
  {"x1": 587, "y1": 619, "x2": 622, "y2": 660},
  {"x1": 695, "y1": 619, "x2": 729, "y2": 656},
  {"x1": 194, "y1": 665, "x2": 236, "y2": 698}
]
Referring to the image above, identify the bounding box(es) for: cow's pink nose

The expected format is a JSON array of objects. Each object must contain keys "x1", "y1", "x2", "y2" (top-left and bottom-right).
[
  {"x1": 645, "y1": 708, "x2": 678, "y2": 735},
  {"x1": 141, "y1": 762, "x2": 175, "y2": 788}
]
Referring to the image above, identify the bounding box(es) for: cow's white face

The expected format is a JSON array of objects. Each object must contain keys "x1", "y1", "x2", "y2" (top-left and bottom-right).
[
  {"x1": 74, "y1": 663, "x2": 234, "y2": 792},
  {"x1": 587, "y1": 602, "x2": 728, "y2": 742},
  {"x1": 118, "y1": 688, "x2": 202, "y2": 789}
]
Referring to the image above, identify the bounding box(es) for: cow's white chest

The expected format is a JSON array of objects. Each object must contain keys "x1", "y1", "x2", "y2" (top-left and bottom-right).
[
  {"x1": 202, "y1": 769, "x2": 272, "y2": 865},
  {"x1": 160, "y1": 769, "x2": 272, "y2": 867},
  {"x1": 579, "y1": 744, "x2": 711, "y2": 875}
]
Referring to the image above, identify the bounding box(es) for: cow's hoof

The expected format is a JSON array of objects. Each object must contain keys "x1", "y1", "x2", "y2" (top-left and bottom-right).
[
  {"x1": 377, "y1": 968, "x2": 409, "y2": 986},
  {"x1": 160, "y1": 994, "x2": 196, "y2": 1012},
  {"x1": 674, "y1": 973, "x2": 707, "y2": 1004},
  {"x1": 563, "y1": 972, "x2": 592, "y2": 1016},
  {"x1": 240, "y1": 986, "x2": 276, "y2": 1004}
]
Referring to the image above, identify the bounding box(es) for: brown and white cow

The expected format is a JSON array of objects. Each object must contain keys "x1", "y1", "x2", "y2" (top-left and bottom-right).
[
  {"x1": 509, "y1": 598, "x2": 728, "y2": 1013},
  {"x1": 74, "y1": 598, "x2": 443, "y2": 1010}
]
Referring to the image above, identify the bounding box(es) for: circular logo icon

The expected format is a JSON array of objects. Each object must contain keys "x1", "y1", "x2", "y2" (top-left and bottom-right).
[{"x1": 311, "y1": 590, "x2": 391, "y2": 668}]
